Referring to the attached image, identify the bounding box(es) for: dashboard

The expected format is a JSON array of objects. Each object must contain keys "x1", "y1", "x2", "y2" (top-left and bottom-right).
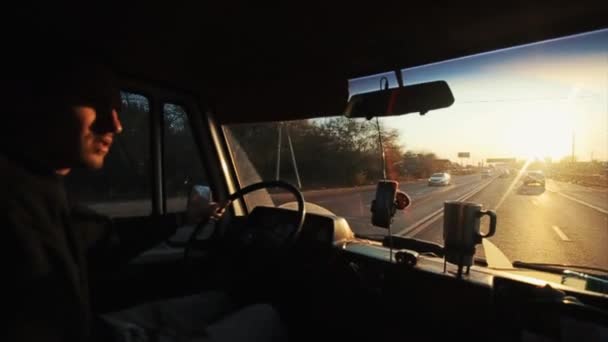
[
  {"x1": 493, "y1": 277, "x2": 608, "y2": 341},
  {"x1": 235, "y1": 206, "x2": 608, "y2": 341},
  {"x1": 241, "y1": 206, "x2": 352, "y2": 248},
  {"x1": 338, "y1": 240, "x2": 608, "y2": 342}
]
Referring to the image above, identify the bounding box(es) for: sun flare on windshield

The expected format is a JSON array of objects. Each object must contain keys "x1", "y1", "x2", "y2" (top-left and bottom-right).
[{"x1": 508, "y1": 106, "x2": 573, "y2": 161}]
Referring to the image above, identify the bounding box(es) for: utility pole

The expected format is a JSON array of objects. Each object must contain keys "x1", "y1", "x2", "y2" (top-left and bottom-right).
[
  {"x1": 276, "y1": 123, "x2": 282, "y2": 180},
  {"x1": 286, "y1": 126, "x2": 302, "y2": 189},
  {"x1": 275, "y1": 122, "x2": 302, "y2": 188},
  {"x1": 571, "y1": 130, "x2": 575, "y2": 163},
  {"x1": 375, "y1": 117, "x2": 387, "y2": 179}
]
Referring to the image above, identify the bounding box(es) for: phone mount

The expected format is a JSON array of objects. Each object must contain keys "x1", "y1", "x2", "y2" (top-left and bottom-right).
[{"x1": 370, "y1": 180, "x2": 411, "y2": 229}]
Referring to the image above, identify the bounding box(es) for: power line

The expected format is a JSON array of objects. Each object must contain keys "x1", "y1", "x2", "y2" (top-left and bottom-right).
[{"x1": 458, "y1": 95, "x2": 597, "y2": 104}]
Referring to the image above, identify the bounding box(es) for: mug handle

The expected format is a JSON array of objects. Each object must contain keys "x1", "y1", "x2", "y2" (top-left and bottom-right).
[{"x1": 476, "y1": 210, "x2": 497, "y2": 240}]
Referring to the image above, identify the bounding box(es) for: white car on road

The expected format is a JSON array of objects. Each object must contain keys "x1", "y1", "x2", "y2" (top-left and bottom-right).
[{"x1": 428, "y1": 172, "x2": 451, "y2": 186}]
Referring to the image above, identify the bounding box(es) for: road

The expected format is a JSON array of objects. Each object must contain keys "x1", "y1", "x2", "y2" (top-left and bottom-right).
[
  {"x1": 279, "y1": 174, "x2": 608, "y2": 270},
  {"x1": 280, "y1": 174, "x2": 492, "y2": 237}
]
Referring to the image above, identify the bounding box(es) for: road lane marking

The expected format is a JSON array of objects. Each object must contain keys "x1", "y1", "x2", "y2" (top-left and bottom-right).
[
  {"x1": 407, "y1": 177, "x2": 481, "y2": 203},
  {"x1": 495, "y1": 175, "x2": 525, "y2": 210},
  {"x1": 397, "y1": 178, "x2": 496, "y2": 236},
  {"x1": 553, "y1": 192, "x2": 608, "y2": 215},
  {"x1": 552, "y1": 225, "x2": 571, "y2": 241},
  {"x1": 405, "y1": 213, "x2": 443, "y2": 237},
  {"x1": 398, "y1": 207, "x2": 444, "y2": 235}
]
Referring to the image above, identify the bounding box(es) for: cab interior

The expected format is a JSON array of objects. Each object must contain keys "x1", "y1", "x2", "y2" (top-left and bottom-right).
[{"x1": 6, "y1": 3, "x2": 608, "y2": 341}]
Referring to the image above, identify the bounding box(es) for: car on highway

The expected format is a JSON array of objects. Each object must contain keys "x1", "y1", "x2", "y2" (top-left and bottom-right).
[
  {"x1": 523, "y1": 170, "x2": 546, "y2": 188},
  {"x1": 10, "y1": 4, "x2": 608, "y2": 342},
  {"x1": 428, "y1": 172, "x2": 451, "y2": 186}
]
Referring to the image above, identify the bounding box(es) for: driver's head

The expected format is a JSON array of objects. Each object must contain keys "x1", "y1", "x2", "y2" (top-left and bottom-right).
[{"x1": 4, "y1": 49, "x2": 123, "y2": 172}]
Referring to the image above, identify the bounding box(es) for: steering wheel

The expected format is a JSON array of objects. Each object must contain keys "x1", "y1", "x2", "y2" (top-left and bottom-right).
[{"x1": 184, "y1": 180, "x2": 306, "y2": 261}]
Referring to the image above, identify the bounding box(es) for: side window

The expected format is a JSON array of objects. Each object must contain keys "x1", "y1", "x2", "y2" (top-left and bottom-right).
[
  {"x1": 163, "y1": 103, "x2": 208, "y2": 212},
  {"x1": 65, "y1": 92, "x2": 151, "y2": 217}
]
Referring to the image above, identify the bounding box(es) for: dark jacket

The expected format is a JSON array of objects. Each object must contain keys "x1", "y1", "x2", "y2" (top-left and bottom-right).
[{"x1": 1, "y1": 154, "x2": 179, "y2": 341}]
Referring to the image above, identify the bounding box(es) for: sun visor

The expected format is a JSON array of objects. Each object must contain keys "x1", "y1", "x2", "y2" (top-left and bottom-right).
[{"x1": 209, "y1": 75, "x2": 349, "y2": 125}]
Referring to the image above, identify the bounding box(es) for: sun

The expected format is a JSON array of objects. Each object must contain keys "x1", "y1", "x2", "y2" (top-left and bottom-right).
[{"x1": 507, "y1": 106, "x2": 573, "y2": 161}]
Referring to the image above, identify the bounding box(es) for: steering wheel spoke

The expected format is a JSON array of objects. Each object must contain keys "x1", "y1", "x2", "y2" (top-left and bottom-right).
[{"x1": 184, "y1": 180, "x2": 306, "y2": 262}]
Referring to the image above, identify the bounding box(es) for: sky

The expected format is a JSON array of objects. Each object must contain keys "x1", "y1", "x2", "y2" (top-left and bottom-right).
[{"x1": 349, "y1": 28, "x2": 608, "y2": 164}]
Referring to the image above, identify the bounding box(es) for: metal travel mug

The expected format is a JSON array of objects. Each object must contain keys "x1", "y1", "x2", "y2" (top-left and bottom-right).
[{"x1": 443, "y1": 201, "x2": 496, "y2": 272}]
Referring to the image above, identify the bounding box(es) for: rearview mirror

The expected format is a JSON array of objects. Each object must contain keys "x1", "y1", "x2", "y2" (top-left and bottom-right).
[{"x1": 344, "y1": 80, "x2": 454, "y2": 119}]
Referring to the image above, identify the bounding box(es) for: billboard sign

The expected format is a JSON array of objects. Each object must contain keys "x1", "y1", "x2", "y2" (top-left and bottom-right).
[
  {"x1": 458, "y1": 152, "x2": 470, "y2": 158},
  {"x1": 487, "y1": 158, "x2": 516, "y2": 163}
]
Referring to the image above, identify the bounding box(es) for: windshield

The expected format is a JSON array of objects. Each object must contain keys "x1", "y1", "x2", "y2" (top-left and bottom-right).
[{"x1": 224, "y1": 29, "x2": 608, "y2": 272}]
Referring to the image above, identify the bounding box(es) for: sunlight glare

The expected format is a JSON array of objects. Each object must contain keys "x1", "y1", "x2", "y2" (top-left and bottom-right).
[
  {"x1": 508, "y1": 102, "x2": 574, "y2": 161},
  {"x1": 494, "y1": 157, "x2": 534, "y2": 210}
]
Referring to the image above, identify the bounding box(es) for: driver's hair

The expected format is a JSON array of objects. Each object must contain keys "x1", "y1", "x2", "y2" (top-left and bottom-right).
[{"x1": 2, "y1": 45, "x2": 120, "y2": 152}]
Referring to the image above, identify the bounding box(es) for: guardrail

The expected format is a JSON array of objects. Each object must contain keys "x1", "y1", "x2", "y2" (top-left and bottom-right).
[{"x1": 550, "y1": 173, "x2": 608, "y2": 188}]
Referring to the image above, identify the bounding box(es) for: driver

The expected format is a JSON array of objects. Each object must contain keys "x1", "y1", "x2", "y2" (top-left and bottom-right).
[{"x1": 1, "y1": 50, "x2": 286, "y2": 341}]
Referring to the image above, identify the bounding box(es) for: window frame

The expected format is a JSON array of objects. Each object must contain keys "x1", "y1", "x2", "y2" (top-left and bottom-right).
[{"x1": 118, "y1": 77, "x2": 239, "y2": 217}]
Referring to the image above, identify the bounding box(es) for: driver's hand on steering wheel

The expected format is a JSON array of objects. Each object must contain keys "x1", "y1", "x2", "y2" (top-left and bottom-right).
[
  {"x1": 208, "y1": 201, "x2": 229, "y2": 221},
  {"x1": 186, "y1": 200, "x2": 229, "y2": 225}
]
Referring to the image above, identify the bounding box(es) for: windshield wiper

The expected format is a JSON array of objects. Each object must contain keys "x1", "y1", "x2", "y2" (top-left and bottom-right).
[
  {"x1": 383, "y1": 235, "x2": 444, "y2": 257},
  {"x1": 474, "y1": 257, "x2": 488, "y2": 266},
  {"x1": 354, "y1": 233, "x2": 385, "y2": 242},
  {"x1": 512, "y1": 261, "x2": 608, "y2": 277},
  {"x1": 354, "y1": 234, "x2": 444, "y2": 257},
  {"x1": 513, "y1": 261, "x2": 608, "y2": 294}
]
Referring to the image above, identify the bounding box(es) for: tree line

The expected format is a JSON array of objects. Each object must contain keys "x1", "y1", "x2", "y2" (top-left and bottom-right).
[{"x1": 228, "y1": 117, "x2": 443, "y2": 190}]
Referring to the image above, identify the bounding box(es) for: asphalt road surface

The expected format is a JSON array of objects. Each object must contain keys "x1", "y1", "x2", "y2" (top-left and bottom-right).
[
  {"x1": 285, "y1": 174, "x2": 491, "y2": 236},
  {"x1": 283, "y1": 174, "x2": 608, "y2": 271},
  {"x1": 413, "y1": 177, "x2": 608, "y2": 270}
]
